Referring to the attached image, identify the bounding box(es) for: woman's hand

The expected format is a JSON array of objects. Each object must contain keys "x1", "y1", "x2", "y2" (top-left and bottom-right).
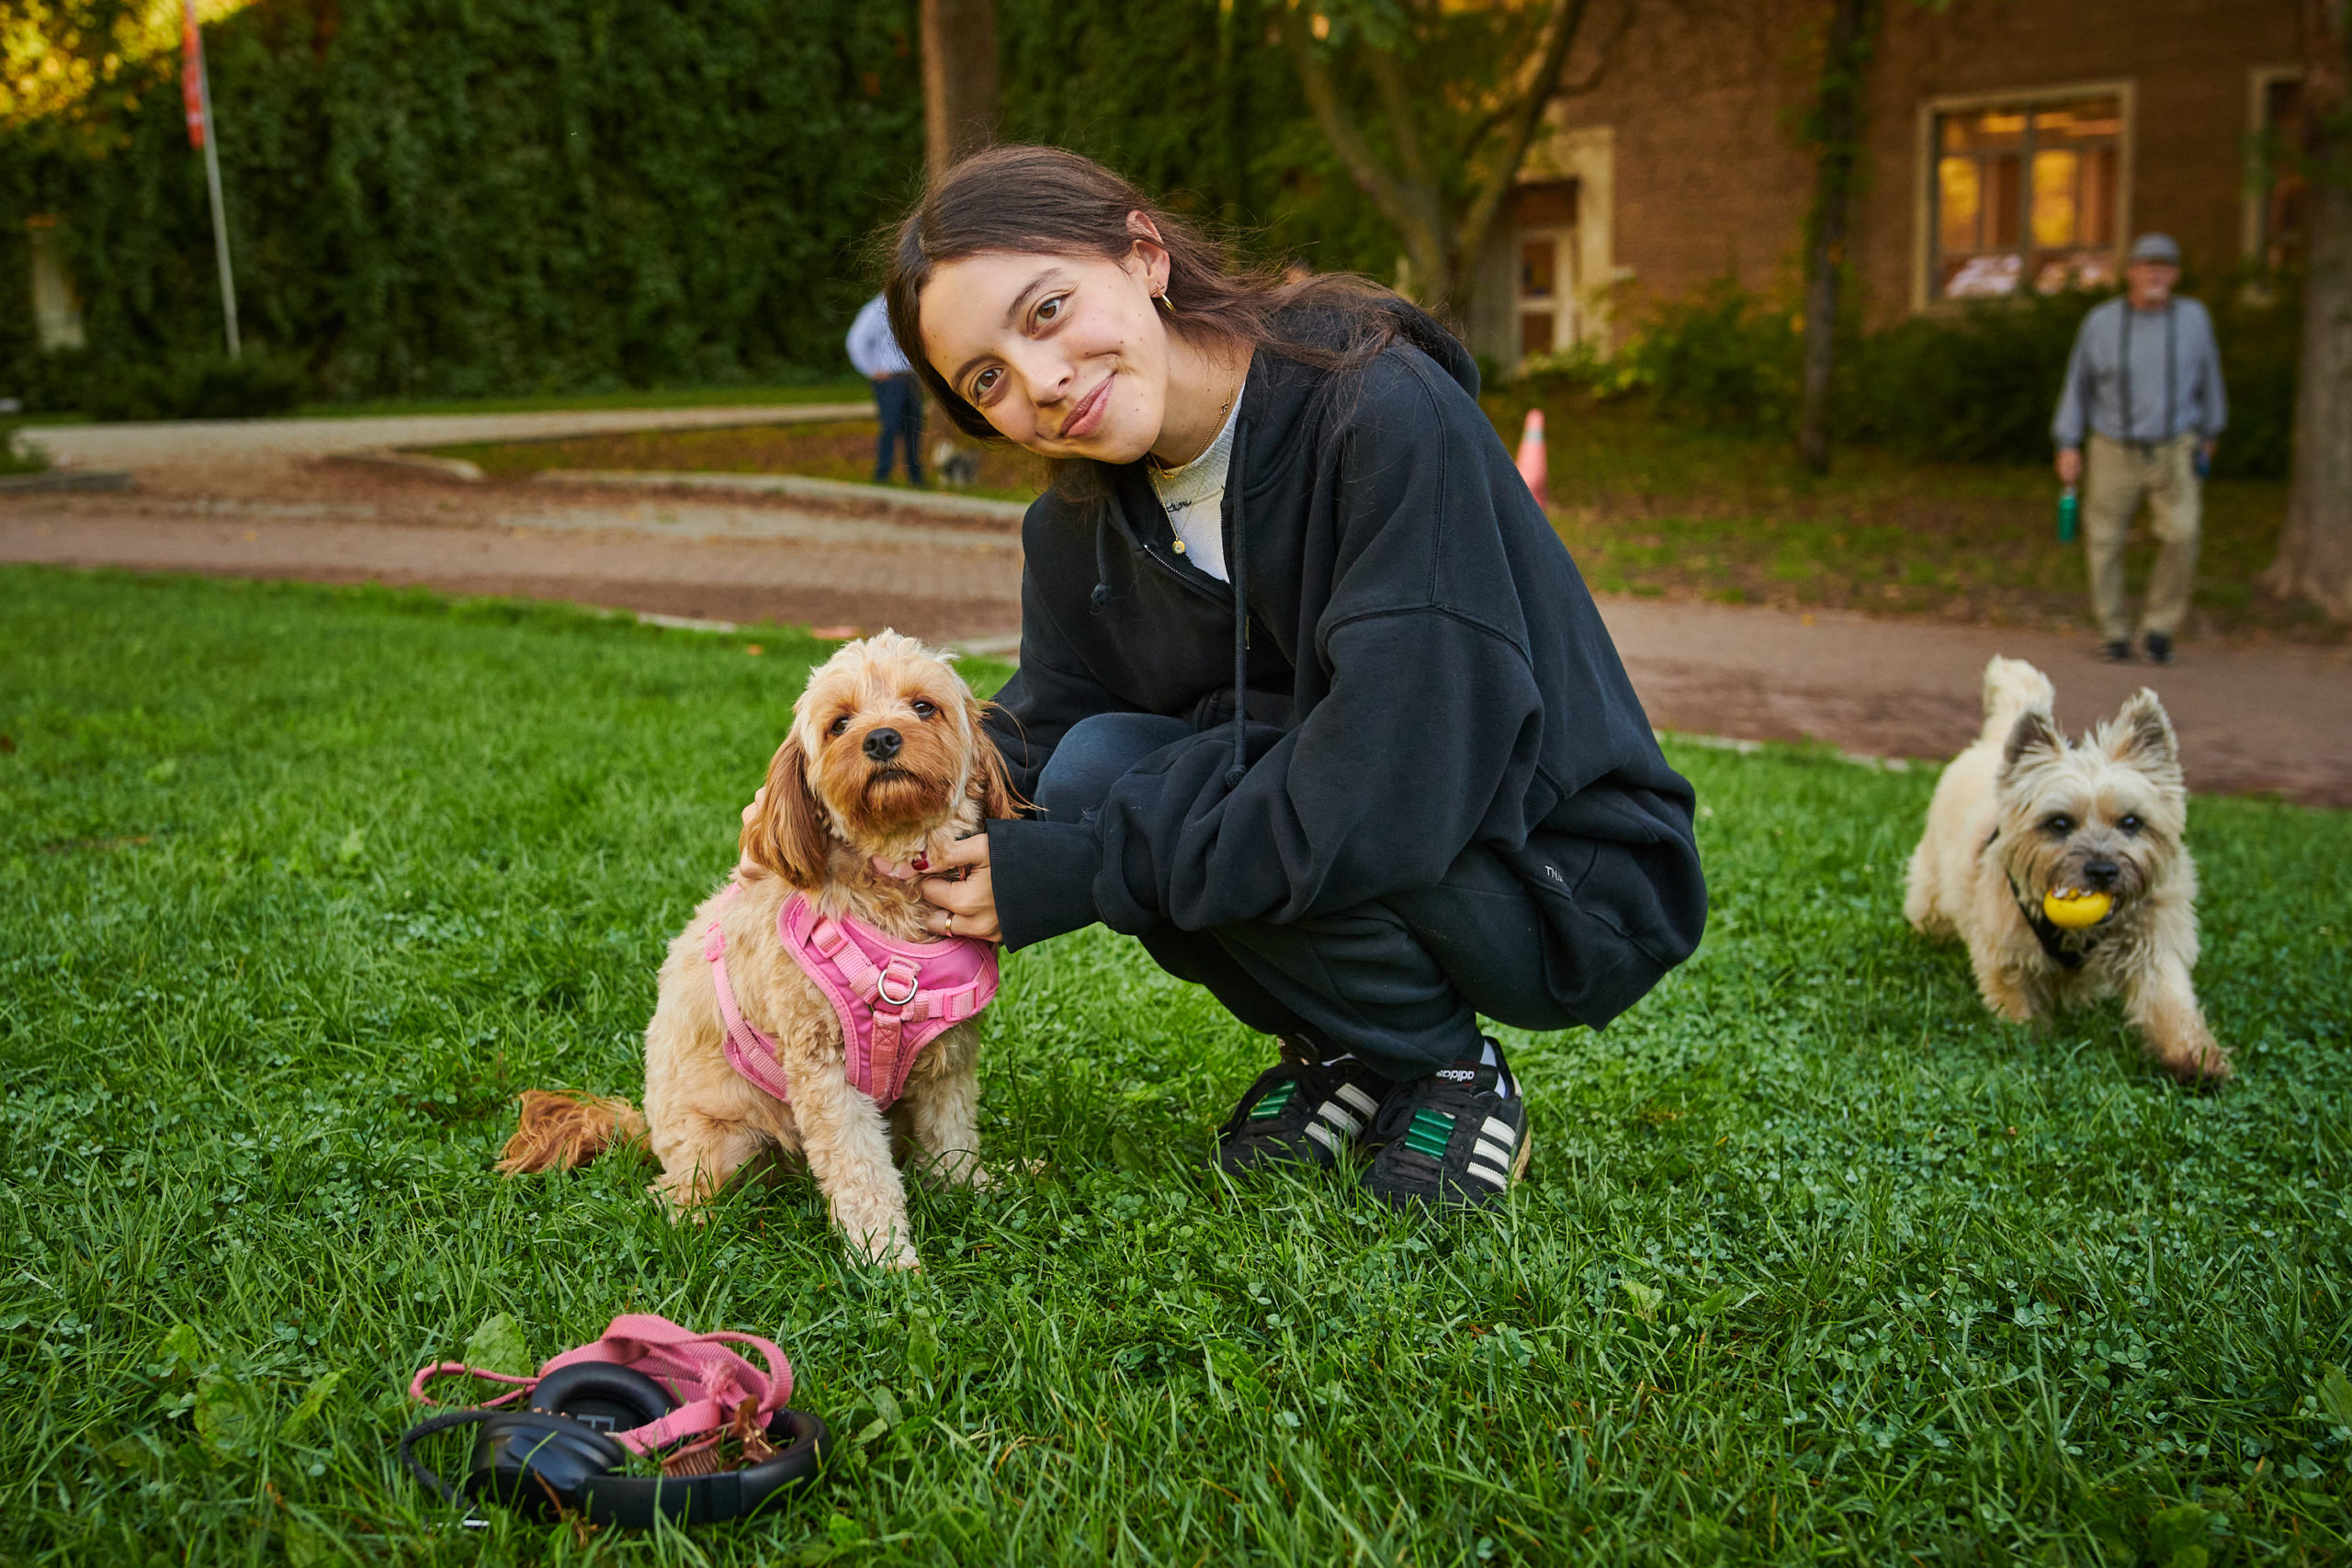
[{"x1": 917, "y1": 832, "x2": 1001, "y2": 944}]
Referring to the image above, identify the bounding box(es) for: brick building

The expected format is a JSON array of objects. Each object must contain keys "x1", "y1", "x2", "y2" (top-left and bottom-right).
[{"x1": 1464, "y1": 0, "x2": 2303, "y2": 368}]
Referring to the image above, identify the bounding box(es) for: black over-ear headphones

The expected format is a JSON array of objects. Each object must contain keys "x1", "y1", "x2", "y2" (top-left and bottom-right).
[{"x1": 399, "y1": 1362, "x2": 828, "y2": 1527}]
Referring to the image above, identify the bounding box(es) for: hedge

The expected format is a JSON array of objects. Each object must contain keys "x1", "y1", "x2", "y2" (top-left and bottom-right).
[{"x1": 0, "y1": 0, "x2": 1401, "y2": 412}]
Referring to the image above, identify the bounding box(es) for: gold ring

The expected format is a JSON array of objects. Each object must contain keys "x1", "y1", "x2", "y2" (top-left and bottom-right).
[{"x1": 944, "y1": 912, "x2": 955, "y2": 936}]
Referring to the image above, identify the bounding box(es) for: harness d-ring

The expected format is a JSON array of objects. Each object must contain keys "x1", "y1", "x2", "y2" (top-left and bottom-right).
[{"x1": 876, "y1": 970, "x2": 920, "y2": 1007}]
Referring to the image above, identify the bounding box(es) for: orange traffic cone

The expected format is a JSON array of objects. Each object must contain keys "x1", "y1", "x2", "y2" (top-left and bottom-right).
[{"x1": 1515, "y1": 408, "x2": 1548, "y2": 509}]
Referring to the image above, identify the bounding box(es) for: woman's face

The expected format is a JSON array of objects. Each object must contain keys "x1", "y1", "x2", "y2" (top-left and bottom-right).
[{"x1": 916, "y1": 244, "x2": 1170, "y2": 464}]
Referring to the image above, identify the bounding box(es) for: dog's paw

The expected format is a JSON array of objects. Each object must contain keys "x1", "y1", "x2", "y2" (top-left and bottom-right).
[
  {"x1": 852, "y1": 1233, "x2": 922, "y2": 1271},
  {"x1": 649, "y1": 1177, "x2": 715, "y2": 1225},
  {"x1": 2161, "y1": 1039, "x2": 2233, "y2": 1088}
]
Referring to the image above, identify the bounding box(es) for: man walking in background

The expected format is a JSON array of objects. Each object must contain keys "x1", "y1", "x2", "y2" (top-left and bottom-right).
[
  {"x1": 848, "y1": 292, "x2": 925, "y2": 486},
  {"x1": 2052, "y1": 234, "x2": 2227, "y2": 664}
]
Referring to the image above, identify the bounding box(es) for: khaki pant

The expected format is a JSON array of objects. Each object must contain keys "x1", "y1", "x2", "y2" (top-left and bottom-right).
[{"x1": 2084, "y1": 432, "x2": 2201, "y2": 643}]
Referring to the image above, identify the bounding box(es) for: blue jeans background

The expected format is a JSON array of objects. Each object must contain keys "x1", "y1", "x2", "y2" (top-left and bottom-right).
[
  {"x1": 872, "y1": 374, "x2": 925, "y2": 484},
  {"x1": 1031, "y1": 712, "x2": 1585, "y2": 1081}
]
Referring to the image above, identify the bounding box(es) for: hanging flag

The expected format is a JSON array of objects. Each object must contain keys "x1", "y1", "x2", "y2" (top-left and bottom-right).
[{"x1": 181, "y1": 0, "x2": 207, "y2": 149}]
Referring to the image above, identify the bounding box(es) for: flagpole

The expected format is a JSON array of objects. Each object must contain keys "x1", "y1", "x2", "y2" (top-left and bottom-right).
[{"x1": 183, "y1": 0, "x2": 240, "y2": 358}]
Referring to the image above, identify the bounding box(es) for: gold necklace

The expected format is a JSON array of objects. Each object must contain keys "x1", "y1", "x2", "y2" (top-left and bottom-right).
[{"x1": 1146, "y1": 376, "x2": 1239, "y2": 475}]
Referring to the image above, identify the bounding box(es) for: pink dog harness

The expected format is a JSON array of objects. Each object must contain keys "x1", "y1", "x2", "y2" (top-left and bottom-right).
[
  {"x1": 410, "y1": 1312, "x2": 791, "y2": 1456},
  {"x1": 706, "y1": 886, "x2": 999, "y2": 1110}
]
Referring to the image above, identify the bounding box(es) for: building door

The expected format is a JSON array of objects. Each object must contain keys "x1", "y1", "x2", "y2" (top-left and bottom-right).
[{"x1": 1511, "y1": 181, "x2": 1579, "y2": 365}]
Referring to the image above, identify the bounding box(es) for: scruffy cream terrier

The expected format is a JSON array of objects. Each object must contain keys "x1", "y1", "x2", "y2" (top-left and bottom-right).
[
  {"x1": 500, "y1": 632, "x2": 1017, "y2": 1269},
  {"x1": 1904, "y1": 656, "x2": 2228, "y2": 1084}
]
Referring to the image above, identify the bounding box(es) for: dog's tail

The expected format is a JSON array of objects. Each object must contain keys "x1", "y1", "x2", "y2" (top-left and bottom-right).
[
  {"x1": 1978, "y1": 657, "x2": 2055, "y2": 746},
  {"x1": 496, "y1": 1089, "x2": 648, "y2": 1175}
]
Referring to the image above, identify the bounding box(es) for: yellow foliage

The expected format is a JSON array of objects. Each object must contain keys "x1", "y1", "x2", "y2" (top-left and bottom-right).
[{"x1": 2, "y1": 0, "x2": 256, "y2": 131}]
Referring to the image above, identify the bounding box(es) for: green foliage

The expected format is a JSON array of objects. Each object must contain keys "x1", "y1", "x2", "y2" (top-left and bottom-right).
[
  {"x1": 81, "y1": 349, "x2": 306, "y2": 421},
  {"x1": 1, "y1": 567, "x2": 2348, "y2": 1562},
  {"x1": 1846, "y1": 288, "x2": 2098, "y2": 465},
  {"x1": 1530, "y1": 280, "x2": 1802, "y2": 431},
  {"x1": 0, "y1": 419, "x2": 46, "y2": 474},
  {"x1": 1849, "y1": 279, "x2": 2300, "y2": 477},
  {"x1": 1, "y1": 0, "x2": 929, "y2": 405},
  {"x1": 1, "y1": 0, "x2": 1388, "y2": 412},
  {"x1": 1524, "y1": 273, "x2": 2301, "y2": 477}
]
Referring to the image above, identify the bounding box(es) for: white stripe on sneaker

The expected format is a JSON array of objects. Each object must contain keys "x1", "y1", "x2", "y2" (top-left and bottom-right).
[
  {"x1": 1335, "y1": 1082, "x2": 1381, "y2": 1119},
  {"x1": 1481, "y1": 1116, "x2": 1517, "y2": 1145},
  {"x1": 1305, "y1": 1122, "x2": 1335, "y2": 1150},
  {"x1": 1316, "y1": 1102, "x2": 1363, "y2": 1137},
  {"x1": 1466, "y1": 1160, "x2": 1510, "y2": 1188},
  {"x1": 1474, "y1": 1137, "x2": 1511, "y2": 1168}
]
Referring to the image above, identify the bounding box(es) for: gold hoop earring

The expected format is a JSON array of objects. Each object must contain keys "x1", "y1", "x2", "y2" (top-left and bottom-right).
[{"x1": 1156, "y1": 288, "x2": 1175, "y2": 312}]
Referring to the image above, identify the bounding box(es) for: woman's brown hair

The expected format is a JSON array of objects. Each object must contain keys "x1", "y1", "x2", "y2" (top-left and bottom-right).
[{"x1": 881, "y1": 145, "x2": 1415, "y2": 488}]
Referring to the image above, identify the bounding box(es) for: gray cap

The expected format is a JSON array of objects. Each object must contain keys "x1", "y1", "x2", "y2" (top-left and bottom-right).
[{"x1": 2128, "y1": 232, "x2": 2181, "y2": 265}]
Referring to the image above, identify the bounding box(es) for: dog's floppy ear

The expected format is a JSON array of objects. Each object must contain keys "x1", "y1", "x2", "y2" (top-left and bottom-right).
[
  {"x1": 2103, "y1": 688, "x2": 2182, "y2": 776},
  {"x1": 967, "y1": 700, "x2": 1026, "y2": 820},
  {"x1": 741, "y1": 735, "x2": 834, "y2": 888},
  {"x1": 2001, "y1": 708, "x2": 2062, "y2": 773}
]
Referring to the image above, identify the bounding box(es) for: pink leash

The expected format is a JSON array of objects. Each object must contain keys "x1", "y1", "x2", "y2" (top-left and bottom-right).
[
  {"x1": 705, "y1": 886, "x2": 999, "y2": 1110},
  {"x1": 410, "y1": 1313, "x2": 791, "y2": 1456}
]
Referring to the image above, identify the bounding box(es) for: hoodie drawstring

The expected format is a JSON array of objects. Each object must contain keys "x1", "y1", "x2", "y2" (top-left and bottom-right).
[
  {"x1": 1089, "y1": 505, "x2": 1116, "y2": 612},
  {"x1": 1223, "y1": 419, "x2": 1251, "y2": 790}
]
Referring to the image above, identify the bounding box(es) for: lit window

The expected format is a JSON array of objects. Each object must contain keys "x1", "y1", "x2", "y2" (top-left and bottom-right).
[{"x1": 1929, "y1": 96, "x2": 2120, "y2": 300}]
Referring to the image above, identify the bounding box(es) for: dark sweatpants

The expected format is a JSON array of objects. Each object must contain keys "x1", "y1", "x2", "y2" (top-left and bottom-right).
[{"x1": 1033, "y1": 712, "x2": 1588, "y2": 1083}]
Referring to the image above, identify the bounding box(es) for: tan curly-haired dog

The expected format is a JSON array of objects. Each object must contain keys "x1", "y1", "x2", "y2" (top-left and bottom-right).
[
  {"x1": 502, "y1": 631, "x2": 1017, "y2": 1268},
  {"x1": 1904, "y1": 656, "x2": 2227, "y2": 1085}
]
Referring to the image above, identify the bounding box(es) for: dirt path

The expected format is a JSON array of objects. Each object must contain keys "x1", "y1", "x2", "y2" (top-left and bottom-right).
[{"x1": 7, "y1": 464, "x2": 2346, "y2": 806}]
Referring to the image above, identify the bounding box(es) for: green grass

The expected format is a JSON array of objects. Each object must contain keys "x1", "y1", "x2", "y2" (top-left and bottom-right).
[
  {"x1": 430, "y1": 420, "x2": 1046, "y2": 504},
  {"x1": 1476, "y1": 391, "x2": 2328, "y2": 642},
  {"x1": 2, "y1": 568, "x2": 2346, "y2": 1565},
  {"x1": 290, "y1": 382, "x2": 874, "y2": 421}
]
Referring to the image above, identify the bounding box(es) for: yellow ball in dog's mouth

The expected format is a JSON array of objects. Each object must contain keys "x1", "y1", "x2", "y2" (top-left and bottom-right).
[{"x1": 2041, "y1": 888, "x2": 2114, "y2": 929}]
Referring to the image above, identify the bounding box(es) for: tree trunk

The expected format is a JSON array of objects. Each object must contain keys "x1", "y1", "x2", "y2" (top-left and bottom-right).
[
  {"x1": 1796, "y1": 0, "x2": 1877, "y2": 474},
  {"x1": 921, "y1": 0, "x2": 999, "y2": 182},
  {"x1": 2264, "y1": 0, "x2": 2352, "y2": 618}
]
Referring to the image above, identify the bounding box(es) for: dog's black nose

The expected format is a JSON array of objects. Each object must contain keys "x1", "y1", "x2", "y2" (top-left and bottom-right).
[
  {"x1": 863, "y1": 728, "x2": 902, "y2": 762},
  {"x1": 2082, "y1": 857, "x2": 2120, "y2": 890}
]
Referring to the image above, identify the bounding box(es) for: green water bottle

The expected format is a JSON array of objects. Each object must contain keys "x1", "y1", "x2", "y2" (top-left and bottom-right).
[{"x1": 2057, "y1": 484, "x2": 2080, "y2": 544}]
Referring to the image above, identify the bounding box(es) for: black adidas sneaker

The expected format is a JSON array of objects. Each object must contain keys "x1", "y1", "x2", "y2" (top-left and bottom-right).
[
  {"x1": 1361, "y1": 1054, "x2": 1529, "y2": 1209},
  {"x1": 1215, "y1": 1040, "x2": 1393, "y2": 1176}
]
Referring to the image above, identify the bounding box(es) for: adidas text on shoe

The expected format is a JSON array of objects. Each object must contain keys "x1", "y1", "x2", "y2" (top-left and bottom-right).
[{"x1": 1363, "y1": 1058, "x2": 1530, "y2": 1209}]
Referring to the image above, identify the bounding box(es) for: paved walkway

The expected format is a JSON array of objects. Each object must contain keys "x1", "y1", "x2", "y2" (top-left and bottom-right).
[
  {"x1": 6, "y1": 467, "x2": 2346, "y2": 806},
  {"x1": 19, "y1": 403, "x2": 871, "y2": 475}
]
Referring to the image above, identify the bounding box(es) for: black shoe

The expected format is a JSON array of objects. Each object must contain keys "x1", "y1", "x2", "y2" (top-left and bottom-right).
[
  {"x1": 2144, "y1": 631, "x2": 2173, "y2": 665},
  {"x1": 1361, "y1": 1049, "x2": 1529, "y2": 1210},
  {"x1": 1215, "y1": 1041, "x2": 1391, "y2": 1176},
  {"x1": 2099, "y1": 640, "x2": 2133, "y2": 662}
]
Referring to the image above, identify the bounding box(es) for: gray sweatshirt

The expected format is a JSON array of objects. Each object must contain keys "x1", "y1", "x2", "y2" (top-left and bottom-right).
[{"x1": 2052, "y1": 295, "x2": 2227, "y2": 450}]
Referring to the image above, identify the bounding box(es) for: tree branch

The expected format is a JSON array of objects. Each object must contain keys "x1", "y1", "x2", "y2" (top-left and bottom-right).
[
  {"x1": 1453, "y1": 0, "x2": 1596, "y2": 273},
  {"x1": 1273, "y1": 3, "x2": 1419, "y2": 241}
]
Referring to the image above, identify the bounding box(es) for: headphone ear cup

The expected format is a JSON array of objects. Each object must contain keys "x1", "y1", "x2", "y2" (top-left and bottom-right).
[
  {"x1": 466, "y1": 1412, "x2": 628, "y2": 1520},
  {"x1": 526, "y1": 1363, "x2": 675, "y2": 1436}
]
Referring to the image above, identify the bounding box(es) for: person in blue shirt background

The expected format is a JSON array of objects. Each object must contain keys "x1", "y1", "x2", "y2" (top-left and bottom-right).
[
  {"x1": 2051, "y1": 233, "x2": 2227, "y2": 665},
  {"x1": 848, "y1": 292, "x2": 926, "y2": 486}
]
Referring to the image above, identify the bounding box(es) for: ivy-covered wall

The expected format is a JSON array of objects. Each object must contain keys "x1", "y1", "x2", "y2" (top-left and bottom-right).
[
  {"x1": 0, "y1": 0, "x2": 1393, "y2": 407},
  {"x1": 4, "y1": 0, "x2": 932, "y2": 400}
]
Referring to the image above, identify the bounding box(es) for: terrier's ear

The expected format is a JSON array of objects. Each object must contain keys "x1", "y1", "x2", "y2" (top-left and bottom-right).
[
  {"x1": 2001, "y1": 708, "x2": 2062, "y2": 773},
  {"x1": 967, "y1": 702, "x2": 1025, "y2": 820},
  {"x1": 741, "y1": 736, "x2": 834, "y2": 888},
  {"x1": 2106, "y1": 688, "x2": 2180, "y2": 773}
]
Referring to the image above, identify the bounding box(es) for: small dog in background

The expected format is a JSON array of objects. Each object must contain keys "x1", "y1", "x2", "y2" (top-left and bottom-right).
[
  {"x1": 928, "y1": 440, "x2": 981, "y2": 489},
  {"x1": 502, "y1": 631, "x2": 1018, "y2": 1268},
  {"x1": 1904, "y1": 656, "x2": 2228, "y2": 1084}
]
